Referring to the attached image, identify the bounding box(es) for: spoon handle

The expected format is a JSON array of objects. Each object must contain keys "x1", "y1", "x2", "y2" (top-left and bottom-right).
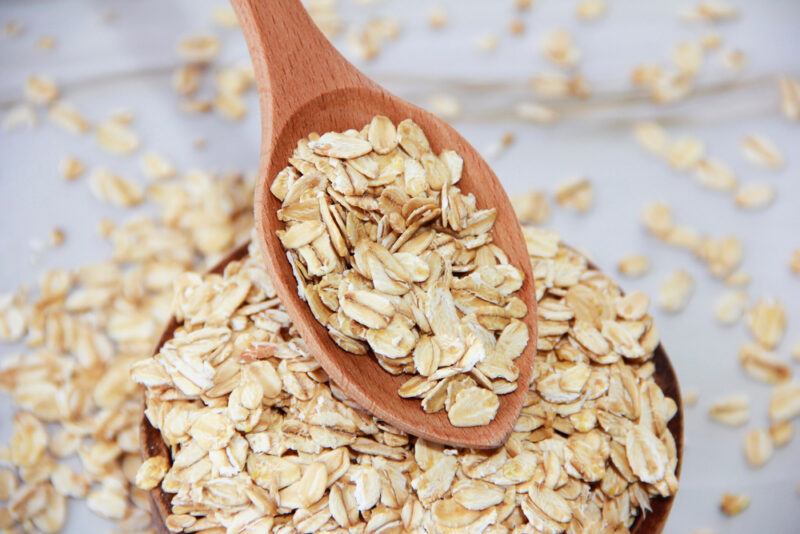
[{"x1": 231, "y1": 0, "x2": 374, "y2": 131}]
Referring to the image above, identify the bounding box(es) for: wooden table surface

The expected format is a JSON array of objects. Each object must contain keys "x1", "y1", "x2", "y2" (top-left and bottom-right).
[{"x1": 1, "y1": 1, "x2": 799, "y2": 532}]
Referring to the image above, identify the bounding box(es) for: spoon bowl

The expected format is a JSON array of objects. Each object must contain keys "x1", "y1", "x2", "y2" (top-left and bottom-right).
[
  {"x1": 235, "y1": 0, "x2": 538, "y2": 449},
  {"x1": 141, "y1": 242, "x2": 683, "y2": 534}
]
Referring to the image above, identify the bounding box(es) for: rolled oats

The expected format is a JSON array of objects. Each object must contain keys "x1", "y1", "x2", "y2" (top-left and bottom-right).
[
  {"x1": 769, "y1": 382, "x2": 800, "y2": 423},
  {"x1": 734, "y1": 182, "x2": 775, "y2": 210},
  {"x1": 511, "y1": 190, "x2": 551, "y2": 224},
  {"x1": 59, "y1": 156, "x2": 85, "y2": 181},
  {"x1": 743, "y1": 428, "x2": 773, "y2": 468},
  {"x1": 427, "y1": 6, "x2": 448, "y2": 29},
  {"x1": 540, "y1": 29, "x2": 581, "y2": 67},
  {"x1": 131, "y1": 224, "x2": 677, "y2": 532},
  {"x1": 746, "y1": 298, "x2": 786, "y2": 349},
  {"x1": 741, "y1": 134, "x2": 784, "y2": 170},
  {"x1": 88, "y1": 168, "x2": 143, "y2": 207},
  {"x1": 270, "y1": 117, "x2": 529, "y2": 425},
  {"x1": 554, "y1": 177, "x2": 593, "y2": 213},
  {"x1": 721, "y1": 49, "x2": 747, "y2": 72},
  {"x1": 576, "y1": 0, "x2": 607, "y2": 20},
  {"x1": 48, "y1": 102, "x2": 90, "y2": 134},
  {"x1": 140, "y1": 151, "x2": 176, "y2": 180},
  {"x1": 739, "y1": 343, "x2": 791, "y2": 384},
  {"x1": 709, "y1": 394, "x2": 750, "y2": 426},
  {"x1": 177, "y1": 34, "x2": 220, "y2": 64},
  {"x1": 617, "y1": 254, "x2": 651, "y2": 278},
  {"x1": 96, "y1": 117, "x2": 140, "y2": 155},
  {"x1": 135, "y1": 456, "x2": 169, "y2": 491},
  {"x1": 779, "y1": 75, "x2": 800, "y2": 121},
  {"x1": 713, "y1": 290, "x2": 747, "y2": 325},
  {"x1": 681, "y1": 1, "x2": 739, "y2": 23},
  {"x1": 658, "y1": 270, "x2": 694, "y2": 312},
  {"x1": 719, "y1": 492, "x2": 749, "y2": 517},
  {"x1": 24, "y1": 74, "x2": 59, "y2": 105},
  {"x1": 769, "y1": 420, "x2": 793, "y2": 448}
]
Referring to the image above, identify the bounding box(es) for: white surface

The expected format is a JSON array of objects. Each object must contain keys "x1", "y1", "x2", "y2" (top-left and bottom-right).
[{"x1": 1, "y1": 0, "x2": 799, "y2": 532}]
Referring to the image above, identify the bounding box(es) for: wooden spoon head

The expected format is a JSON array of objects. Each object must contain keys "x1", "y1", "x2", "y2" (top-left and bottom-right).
[
  {"x1": 254, "y1": 88, "x2": 538, "y2": 449},
  {"x1": 140, "y1": 242, "x2": 683, "y2": 534}
]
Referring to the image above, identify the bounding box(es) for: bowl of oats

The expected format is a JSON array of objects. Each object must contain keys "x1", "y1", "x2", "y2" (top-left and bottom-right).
[{"x1": 136, "y1": 226, "x2": 682, "y2": 533}]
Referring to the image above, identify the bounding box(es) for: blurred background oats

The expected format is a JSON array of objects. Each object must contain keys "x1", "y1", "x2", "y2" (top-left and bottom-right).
[{"x1": 1, "y1": 0, "x2": 799, "y2": 533}]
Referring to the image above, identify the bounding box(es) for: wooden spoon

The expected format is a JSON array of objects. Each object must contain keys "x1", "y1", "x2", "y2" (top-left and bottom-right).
[
  {"x1": 141, "y1": 242, "x2": 683, "y2": 534},
  {"x1": 233, "y1": 0, "x2": 538, "y2": 449}
]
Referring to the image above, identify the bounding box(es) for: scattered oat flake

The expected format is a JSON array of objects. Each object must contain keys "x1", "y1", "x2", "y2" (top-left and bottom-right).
[
  {"x1": 683, "y1": 390, "x2": 699, "y2": 407},
  {"x1": 96, "y1": 119, "x2": 140, "y2": 155},
  {"x1": 576, "y1": 0, "x2": 607, "y2": 20},
  {"x1": 427, "y1": 94, "x2": 461, "y2": 119},
  {"x1": 725, "y1": 270, "x2": 751, "y2": 287},
  {"x1": 792, "y1": 343, "x2": 800, "y2": 363},
  {"x1": 681, "y1": 1, "x2": 739, "y2": 23},
  {"x1": 515, "y1": 102, "x2": 559, "y2": 124},
  {"x1": 475, "y1": 33, "x2": 498, "y2": 52},
  {"x1": 140, "y1": 151, "x2": 176, "y2": 180},
  {"x1": 713, "y1": 290, "x2": 747, "y2": 325},
  {"x1": 215, "y1": 91, "x2": 247, "y2": 120},
  {"x1": 508, "y1": 19, "x2": 525, "y2": 35},
  {"x1": 673, "y1": 41, "x2": 703, "y2": 75},
  {"x1": 540, "y1": 28, "x2": 580, "y2": 67},
  {"x1": 428, "y1": 6, "x2": 448, "y2": 29},
  {"x1": 720, "y1": 493, "x2": 749, "y2": 517},
  {"x1": 89, "y1": 168, "x2": 143, "y2": 207},
  {"x1": 49, "y1": 101, "x2": 91, "y2": 134},
  {"x1": 2, "y1": 104, "x2": 37, "y2": 132},
  {"x1": 515, "y1": 0, "x2": 534, "y2": 10},
  {"x1": 212, "y1": 5, "x2": 239, "y2": 28},
  {"x1": 746, "y1": 298, "x2": 786, "y2": 349},
  {"x1": 743, "y1": 428, "x2": 773, "y2": 468},
  {"x1": 658, "y1": 270, "x2": 694, "y2": 312},
  {"x1": 790, "y1": 250, "x2": 800, "y2": 275},
  {"x1": 633, "y1": 121, "x2": 669, "y2": 156},
  {"x1": 694, "y1": 158, "x2": 737, "y2": 191},
  {"x1": 4, "y1": 20, "x2": 24, "y2": 37},
  {"x1": 739, "y1": 343, "x2": 791, "y2": 384},
  {"x1": 177, "y1": 34, "x2": 220, "y2": 63},
  {"x1": 667, "y1": 137, "x2": 705, "y2": 170},
  {"x1": 709, "y1": 394, "x2": 750, "y2": 426},
  {"x1": 511, "y1": 190, "x2": 551, "y2": 224},
  {"x1": 769, "y1": 420, "x2": 794, "y2": 448},
  {"x1": 60, "y1": 156, "x2": 85, "y2": 181},
  {"x1": 24, "y1": 75, "x2": 59, "y2": 105},
  {"x1": 49, "y1": 227, "x2": 66, "y2": 247},
  {"x1": 734, "y1": 183, "x2": 775, "y2": 210},
  {"x1": 554, "y1": 177, "x2": 593, "y2": 213},
  {"x1": 172, "y1": 64, "x2": 203, "y2": 96},
  {"x1": 722, "y1": 49, "x2": 747, "y2": 72},
  {"x1": 36, "y1": 35, "x2": 56, "y2": 50},
  {"x1": 769, "y1": 382, "x2": 800, "y2": 423},
  {"x1": 617, "y1": 254, "x2": 651, "y2": 278},
  {"x1": 778, "y1": 76, "x2": 800, "y2": 121},
  {"x1": 700, "y1": 32, "x2": 722, "y2": 49},
  {"x1": 741, "y1": 134, "x2": 784, "y2": 170}
]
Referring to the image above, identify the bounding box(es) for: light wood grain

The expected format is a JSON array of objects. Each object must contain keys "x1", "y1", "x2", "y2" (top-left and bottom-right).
[
  {"x1": 232, "y1": 0, "x2": 538, "y2": 449},
  {"x1": 141, "y1": 241, "x2": 683, "y2": 534}
]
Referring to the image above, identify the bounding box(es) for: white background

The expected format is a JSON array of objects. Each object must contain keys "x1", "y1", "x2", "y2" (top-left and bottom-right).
[{"x1": 1, "y1": 0, "x2": 799, "y2": 532}]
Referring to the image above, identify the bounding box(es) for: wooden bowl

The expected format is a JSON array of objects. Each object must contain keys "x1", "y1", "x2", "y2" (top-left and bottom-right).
[{"x1": 140, "y1": 242, "x2": 683, "y2": 533}]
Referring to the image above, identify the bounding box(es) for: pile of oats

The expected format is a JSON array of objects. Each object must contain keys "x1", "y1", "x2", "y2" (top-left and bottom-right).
[
  {"x1": 132, "y1": 227, "x2": 678, "y2": 533},
  {"x1": 0, "y1": 172, "x2": 254, "y2": 532},
  {"x1": 270, "y1": 116, "x2": 530, "y2": 427}
]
